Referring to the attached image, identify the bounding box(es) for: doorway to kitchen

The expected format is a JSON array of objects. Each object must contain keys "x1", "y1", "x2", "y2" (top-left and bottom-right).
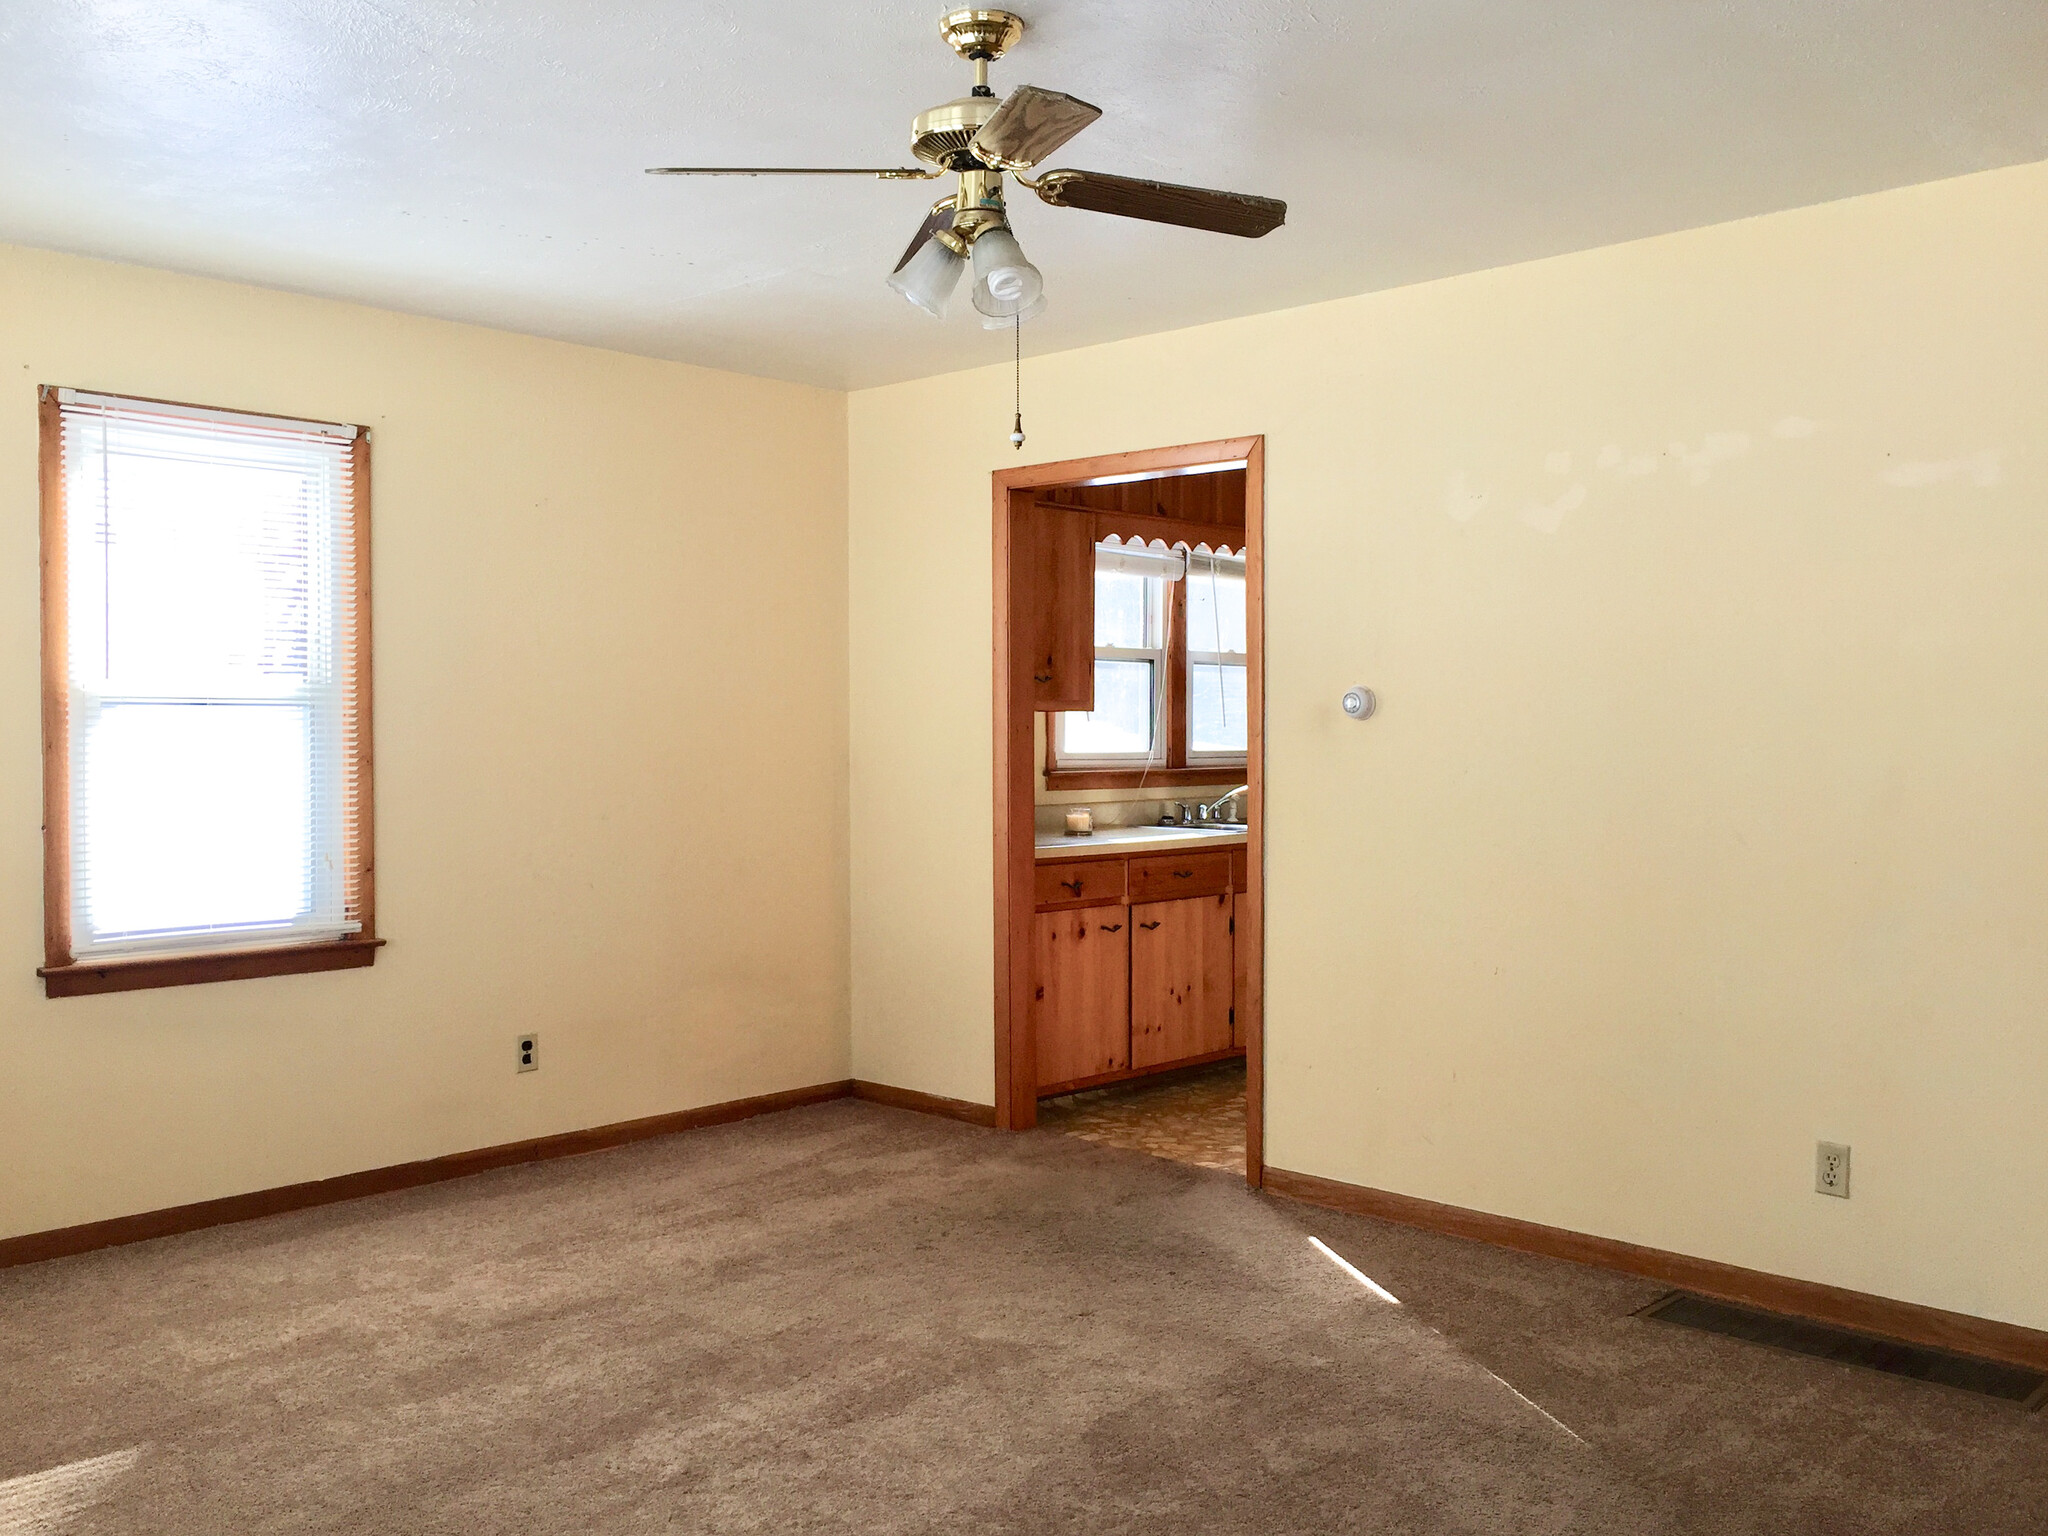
[{"x1": 991, "y1": 438, "x2": 1265, "y2": 1184}]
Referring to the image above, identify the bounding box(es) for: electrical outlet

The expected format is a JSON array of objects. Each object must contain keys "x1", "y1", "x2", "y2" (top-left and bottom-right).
[
  {"x1": 517, "y1": 1033, "x2": 539, "y2": 1073},
  {"x1": 1815, "y1": 1141, "x2": 1850, "y2": 1198}
]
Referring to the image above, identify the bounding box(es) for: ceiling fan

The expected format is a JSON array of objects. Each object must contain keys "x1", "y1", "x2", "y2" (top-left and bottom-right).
[{"x1": 646, "y1": 7, "x2": 1287, "y2": 327}]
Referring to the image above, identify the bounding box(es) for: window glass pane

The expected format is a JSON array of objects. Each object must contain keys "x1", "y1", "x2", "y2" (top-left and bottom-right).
[
  {"x1": 1062, "y1": 660, "x2": 1155, "y2": 758},
  {"x1": 1186, "y1": 564, "x2": 1246, "y2": 656},
  {"x1": 74, "y1": 428, "x2": 329, "y2": 696},
  {"x1": 1095, "y1": 569, "x2": 1158, "y2": 649},
  {"x1": 79, "y1": 702, "x2": 311, "y2": 938},
  {"x1": 1189, "y1": 662, "x2": 1248, "y2": 755}
]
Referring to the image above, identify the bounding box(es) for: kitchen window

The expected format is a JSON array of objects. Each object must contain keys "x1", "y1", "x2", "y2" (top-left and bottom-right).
[
  {"x1": 1185, "y1": 552, "x2": 1248, "y2": 761},
  {"x1": 37, "y1": 388, "x2": 377, "y2": 997},
  {"x1": 1049, "y1": 539, "x2": 1248, "y2": 783},
  {"x1": 1051, "y1": 548, "x2": 1172, "y2": 768}
]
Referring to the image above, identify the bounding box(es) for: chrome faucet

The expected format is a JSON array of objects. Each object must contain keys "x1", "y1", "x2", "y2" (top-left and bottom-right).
[{"x1": 1198, "y1": 785, "x2": 1249, "y2": 824}]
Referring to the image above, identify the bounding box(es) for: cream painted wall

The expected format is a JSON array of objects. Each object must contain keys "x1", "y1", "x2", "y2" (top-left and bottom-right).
[
  {"x1": 1, "y1": 244, "x2": 851, "y2": 1240},
  {"x1": 848, "y1": 161, "x2": 2048, "y2": 1330}
]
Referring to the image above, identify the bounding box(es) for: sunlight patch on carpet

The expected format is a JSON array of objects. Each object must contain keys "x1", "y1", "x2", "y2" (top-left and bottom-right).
[
  {"x1": 1309, "y1": 1236, "x2": 1401, "y2": 1304},
  {"x1": 0, "y1": 1448, "x2": 143, "y2": 1535}
]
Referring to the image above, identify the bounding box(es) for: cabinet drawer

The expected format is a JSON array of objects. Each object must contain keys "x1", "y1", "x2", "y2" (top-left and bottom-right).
[
  {"x1": 1035, "y1": 858, "x2": 1127, "y2": 910},
  {"x1": 1127, "y1": 850, "x2": 1232, "y2": 903}
]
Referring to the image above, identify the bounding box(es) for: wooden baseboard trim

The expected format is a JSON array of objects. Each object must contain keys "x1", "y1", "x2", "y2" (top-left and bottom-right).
[
  {"x1": 1265, "y1": 1167, "x2": 2048, "y2": 1374},
  {"x1": 0, "y1": 1078, "x2": 857, "y2": 1271},
  {"x1": 851, "y1": 1079, "x2": 999, "y2": 1128}
]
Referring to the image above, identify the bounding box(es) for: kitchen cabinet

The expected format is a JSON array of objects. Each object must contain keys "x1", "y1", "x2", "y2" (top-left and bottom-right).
[
  {"x1": 1032, "y1": 842, "x2": 1247, "y2": 1094},
  {"x1": 1131, "y1": 893, "x2": 1235, "y2": 1068},
  {"x1": 1034, "y1": 857, "x2": 1125, "y2": 911},
  {"x1": 1031, "y1": 906, "x2": 1131, "y2": 1086},
  {"x1": 1019, "y1": 501, "x2": 1095, "y2": 711},
  {"x1": 1127, "y1": 849, "x2": 1231, "y2": 905}
]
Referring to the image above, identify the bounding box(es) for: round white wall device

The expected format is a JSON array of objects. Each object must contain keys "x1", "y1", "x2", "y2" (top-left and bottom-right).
[{"x1": 1341, "y1": 686, "x2": 1377, "y2": 720}]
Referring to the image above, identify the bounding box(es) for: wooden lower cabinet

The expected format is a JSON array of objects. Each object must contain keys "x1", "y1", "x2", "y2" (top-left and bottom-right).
[
  {"x1": 1131, "y1": 893, "x2": 1235, "y2": 1069},
  {"x1": 1031, "y1": 905, "x2": 1131, "y2": 1086}
]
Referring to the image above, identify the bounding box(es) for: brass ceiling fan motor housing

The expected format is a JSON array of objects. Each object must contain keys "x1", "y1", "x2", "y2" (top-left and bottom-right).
[
  {"x1": 910, "y1": 95, "x2": 1002, "y2": 171},
  {"x1": 938, "y1": 9, "x2": 1025, "y2": 61},
  {"x1": 916, "y1": 13, "x2": 1025, "y2": 174}
]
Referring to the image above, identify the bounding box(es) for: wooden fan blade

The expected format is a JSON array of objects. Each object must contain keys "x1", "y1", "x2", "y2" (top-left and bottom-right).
[
  {"x1": 895, "y1": 202, "x2": 960, "y2": 273},
  {"x1": 644, "y1": 167, "x2": 937, "y2": 180},
  {"x1": 969, "y1": 85, "x2": 1102, "y2": 171},
  {"x1": 1031, "y1": 170, "x2": 1286, "y2": 238}
]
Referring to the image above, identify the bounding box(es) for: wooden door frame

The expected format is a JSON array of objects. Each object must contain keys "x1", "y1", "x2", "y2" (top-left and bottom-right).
[{"x1": 992, "y1": 435, "x2": 1267, "y2": 1186}]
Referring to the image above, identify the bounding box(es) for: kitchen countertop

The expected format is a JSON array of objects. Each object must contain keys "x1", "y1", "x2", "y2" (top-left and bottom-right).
[{"x1": 1035, "y1": 824, "x2": 1249, "y2": 859}]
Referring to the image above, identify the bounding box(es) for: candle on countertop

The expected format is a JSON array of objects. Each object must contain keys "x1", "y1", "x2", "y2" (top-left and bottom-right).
[{"x1": 1064, "y1": 807, "x2": 1094, "y2": 836}]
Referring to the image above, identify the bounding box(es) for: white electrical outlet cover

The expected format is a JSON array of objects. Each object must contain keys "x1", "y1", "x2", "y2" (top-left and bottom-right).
[
  {"x1": 518, "y1": 1033, "x2": 539, "y2": 1073},
  {"x1": 1815, "y1": 1141, "x2": 1850, "y2": 1198}
]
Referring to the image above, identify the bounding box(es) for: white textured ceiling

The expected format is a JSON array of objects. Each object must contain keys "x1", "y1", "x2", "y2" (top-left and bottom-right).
[{"x1": 3, "y1": 2, "x2": 2044, "y2": 389}]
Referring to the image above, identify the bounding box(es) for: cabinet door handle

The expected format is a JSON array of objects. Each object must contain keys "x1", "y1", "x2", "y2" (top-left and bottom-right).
[
  {"x1": 1173, "y1": 869, "x2": 1193, "y2": 879},
  {"x1": 1100, "y1": 923, "x2": 1122, "y2": 933},
  {"x1": 1034, "y1": 671, "x2": 1054, "y2": 685},
  {"x1": 1060, "y1": 879, "x2": 1083, "y2": 894},
  {"x1": 1139, "y1": 920, "x2": 1162, "y2": 930}
]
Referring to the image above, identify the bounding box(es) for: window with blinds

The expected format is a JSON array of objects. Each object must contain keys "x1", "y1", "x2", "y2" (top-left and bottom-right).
[
  {"x1": 1053, "y1": 542, "x2": 1181, "y2": 768},
  {"x1": 1048, "y1": 538, "x2": 1249, "y2": 780},
  {"x1": 39, "y1": 388, "x2": 374, "y2": 992}
]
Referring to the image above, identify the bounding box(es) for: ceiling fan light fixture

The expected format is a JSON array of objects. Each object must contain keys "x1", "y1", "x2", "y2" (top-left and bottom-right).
[
  {"x1": 969, "y1": 225, "x2": 1042, "y2": 316},
  {"x1": 981, "y1": 291, "x2": 1046, "y2": 328},
  {"x1": 649, "y1": 6, "x2": 1287, "y2": 351},
  {"x1": 887, "y1": 235, "x2": 967, "y2": 318}
]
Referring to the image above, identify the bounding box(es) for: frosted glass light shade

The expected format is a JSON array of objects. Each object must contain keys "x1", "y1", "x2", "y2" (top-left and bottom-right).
[
  {"x1": 980, "y1": 291, "x2": 1047, "y2": 328},
  {"x1": 887, "y1": 238, "x2": 965, "y2": 318},
  {"x1": 969, "y1": 225, "x2": 1043, "y2": 317}
]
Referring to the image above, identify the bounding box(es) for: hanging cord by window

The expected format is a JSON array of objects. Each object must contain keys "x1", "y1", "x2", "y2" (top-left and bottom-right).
[
  {"x1": 1206, "y1": 554, "x2": 1229, "y2": 730},
  {"x1": 1010, "y1": 314, "x2": 1025, "y2": 450}
]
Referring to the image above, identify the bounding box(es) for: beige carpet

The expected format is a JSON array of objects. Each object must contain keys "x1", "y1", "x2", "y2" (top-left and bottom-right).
[{"x1": 2, "y1": 1101, "x2": 2041, "y2": 1533}]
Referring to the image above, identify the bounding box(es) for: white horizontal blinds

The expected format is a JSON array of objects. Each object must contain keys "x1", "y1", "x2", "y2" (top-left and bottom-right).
[
  {"x1": 1095, "y1": 541, "x2": 1186, "y2": 581},
  {"x1": 59, "y1": 394, "x2": 362, "y2": 958},
  {"x1": 1186, "y1": 551, "x2": 1248, "y2": 760}
]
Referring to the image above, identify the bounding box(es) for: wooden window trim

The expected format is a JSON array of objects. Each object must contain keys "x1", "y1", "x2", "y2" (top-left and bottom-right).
[
  {"x1": 38, "y1": 937, "x2": 386, "y2": 998},
  {"x1": 1043, "y1": 765, "x2": 1247, "y2": 791},
  {"x1": 36, "y1": 388, "x2": 379, "y2": 999}
]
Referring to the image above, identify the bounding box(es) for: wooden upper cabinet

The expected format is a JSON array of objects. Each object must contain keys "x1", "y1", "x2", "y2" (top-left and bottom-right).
[
  {"x1": 1033, "y1": 905, "x2": 1131, "y2": 1088},
  {"x1": 1020, "y1": 501, "x2": 1095, "y2": 711},
  {"x1": 1130, "y1": 893, "x2": 1234, "y2": 1069}
]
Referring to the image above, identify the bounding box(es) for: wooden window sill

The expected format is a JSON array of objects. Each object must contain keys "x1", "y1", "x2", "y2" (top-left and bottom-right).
[
  {"x1": 39, "y1": 937, "x2": 385, "y2": 998},
  {"x1": 1045, "y1": 766, "x2": 1248, "y2": 791}
]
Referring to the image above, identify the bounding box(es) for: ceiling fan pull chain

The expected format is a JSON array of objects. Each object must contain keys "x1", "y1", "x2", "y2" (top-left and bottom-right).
[{"x1": 1011, "y1": 314, "x2": 1026, "y2": 451}]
